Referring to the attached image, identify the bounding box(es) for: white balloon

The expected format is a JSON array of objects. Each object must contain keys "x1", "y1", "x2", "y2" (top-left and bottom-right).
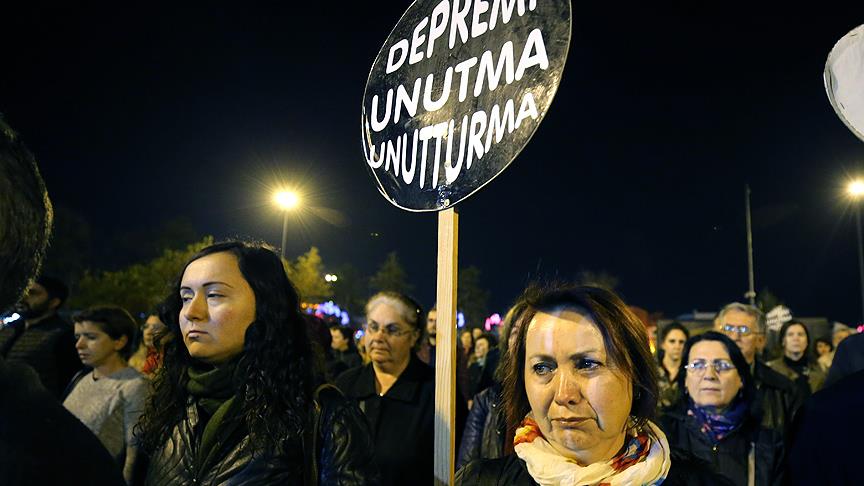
[{"x1": 825, "y1": 24, "x2": 864, "y2": 142}]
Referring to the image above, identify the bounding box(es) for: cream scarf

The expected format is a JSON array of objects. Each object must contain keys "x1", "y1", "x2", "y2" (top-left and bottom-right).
[{"x1": 513, "y1": 414, "x2": 671, "y2": 486}]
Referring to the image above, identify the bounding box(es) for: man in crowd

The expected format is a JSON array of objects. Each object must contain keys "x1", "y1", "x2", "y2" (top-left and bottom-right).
[
  {"x1": 329, "y1": 324, "x2": 362, "y2": 371},
  {"x1": 0, "y1": 114, "x2": 124, "y2": 484},
  {"x1": 417, "y1": 307, "x2": 437, "y2": 366},
  {"x1": 0, "y1": 275, "x2": 81, "y2": 397},
  {"x1": 715, "y1": 302, "x2": 803, "y2": 436}
]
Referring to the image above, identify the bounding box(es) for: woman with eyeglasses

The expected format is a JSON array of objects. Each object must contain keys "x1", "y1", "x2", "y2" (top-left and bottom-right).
[
  {"x1": 334, "y1": 291, "x2": 435, "y2": 486},
  {"x1": 660, "y1": 331, "x2": 785, "y2": 485}
]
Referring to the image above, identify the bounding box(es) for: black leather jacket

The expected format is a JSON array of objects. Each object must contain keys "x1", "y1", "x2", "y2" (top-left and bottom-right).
[
  {"x1": 457, "y1": 383, "x2": 505, "y2": 470},
  {"x1": 144, "y1": 386, "x2": 381, "y2": 485},
  {"x1": 752, "y1": 360, "x2": 804, "y2": 438}
]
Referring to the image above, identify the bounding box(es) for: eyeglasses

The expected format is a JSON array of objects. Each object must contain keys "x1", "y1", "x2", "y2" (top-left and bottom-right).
[
  {"x1": 364, "y1": 321, "x2": 412, "y2": 337},
  {"x1": 685, "y1": 359, "x2": 736, "y2": 374},
  {"x1": 722, "y1": 324, "x2": 758, "y2": 336}
]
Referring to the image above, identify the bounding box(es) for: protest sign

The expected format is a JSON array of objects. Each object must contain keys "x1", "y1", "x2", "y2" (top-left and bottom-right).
[{"x1": 362, "y1": 0, "x2": 572, "y2": 211}]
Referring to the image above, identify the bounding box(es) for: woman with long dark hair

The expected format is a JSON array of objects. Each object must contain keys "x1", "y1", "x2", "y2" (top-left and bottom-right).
[{"x1": 135, "y1": 241, "x2": 379, "y2": 485}]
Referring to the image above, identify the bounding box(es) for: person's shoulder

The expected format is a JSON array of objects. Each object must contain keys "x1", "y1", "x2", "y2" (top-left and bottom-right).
[
  {"x1": 756, "y1": 360, "x2": 797, "y2": 391},
  {"x1": 333, "y1": 363, "x2": 372, "y2": 396},
  {"x1": 456, "y1": 455, "x2": 533, "y2": 486}
]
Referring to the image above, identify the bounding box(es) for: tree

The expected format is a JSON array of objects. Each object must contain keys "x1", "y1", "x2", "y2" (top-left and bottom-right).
[
  {"x1": 458, "y1": 265, "x2": 490, "y2": 330},
  {"x1": 369, "y1": 252, "x2": 413, "y2": 295},
  {"x1": 68, "y1": 236, "x2": 214, "y2": 318},
  {"x1": 285, "y1": 247, "x2": 332, "y2": 302},
  {"x1": 41, "y1": 206, "x2": 93, "y2": 287},
  {"x1": 330, "y1": 263, "x2": 367, "y2": 319}
]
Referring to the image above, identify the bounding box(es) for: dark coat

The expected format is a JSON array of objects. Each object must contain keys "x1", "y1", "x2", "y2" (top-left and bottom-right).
[
  {"x1": 752, "y1": 360, "x2": 803, "y2": 437},
  {"x1": 335, "y1": 356, "x2": 435, "y2": 486},
  {"x1": 455, "y1": 449, "x2": 733, "y2": 486},
  {"x1": 660, "y1": 403, "x2": 785, "y2": 486},
  {"x1": 0, "y1": 313, "x2": 82, "y2": 398},
  {"x1": 786, "y1": 368, "x2": 864, "y2": 485},
  {"x1": 824, "y1": 332, "x2": 864, "y2": 388},
  {"x1": 0, "y1": 357, "x2": 125, "y2": 486},
  {"x1": 457, "y1": 383, "x2": 505, "y2": 470},
  {"x1": 144, "y1": 385, "x2": 380, "y2": 485}
]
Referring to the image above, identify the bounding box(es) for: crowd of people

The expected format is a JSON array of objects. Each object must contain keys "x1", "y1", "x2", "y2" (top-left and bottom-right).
[{"x1": 3, "y1": 115, "x2": 864, "y2": 485}]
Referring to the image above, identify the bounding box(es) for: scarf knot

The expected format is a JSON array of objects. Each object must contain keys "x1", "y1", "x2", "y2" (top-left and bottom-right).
[{"x1": 513, "y1": 413, "x2": 670, "y2": 486}]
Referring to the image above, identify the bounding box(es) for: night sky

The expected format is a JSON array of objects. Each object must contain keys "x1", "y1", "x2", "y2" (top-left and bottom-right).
[{"x1": 3, "y1": 2, "x2": 864, "y2": 324}]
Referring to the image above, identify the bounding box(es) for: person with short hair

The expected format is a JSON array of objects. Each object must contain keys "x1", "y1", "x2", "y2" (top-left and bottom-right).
[
  {"x1": 0, "y1": 114, "x2": 124, "y2": 485},
  {"x1": 330, "y1": 324, "x2": 363, "y2": 371},
  {"x1": 64, "y1": 305, "x2": 148, "y2": 483},
  {"x1": 416, "y1": 306, "x2": 437, "y2": 366},
  {"x1": 457, "y1": 284, "x2": 723, "y2": 485},
  {"x1": 0, "y1": 274, "x2": 81, "y2": 398},
  {"x1": 716, "y1": 302, "x2": 802, "y2": 437},
  {"x1": 767, "y1": 320, "x2": 825, "y2": 394},
  {"x1": 335, "y1": 291, "x2": 436, "y2": 486},
  {"x1": 656, "y1": 322, "x2": 689, "y2": 411},
  {"x1": 661, "y1": 332, "x2": 785, "y2": 485},
  {"x1": 468, "y1": 332, "x2": 499, "y2": 400}
]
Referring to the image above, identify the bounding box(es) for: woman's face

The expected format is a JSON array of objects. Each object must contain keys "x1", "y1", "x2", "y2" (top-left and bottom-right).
[
  {"x1": 142, "y1": 314, "x2": 167, "y2": 348},
  {"x1": 660, "y1": 329, "x2": 687, "y2": 362},
  {"x1": 365, "y1": 302, "x2": 418, "y2": 369},
  {"x1": 523, "y1": 308, "x2": 632, "y2": 465},
  {"x1": 474, "y1": 337, "x2": 489, "y2": 360},
  {"x1": 685, "y1": 340, "x2": 742, "y2": 409},
  {"x1": 816, "y1": 341, "x2": 831, "y2": 357},
  {"x1": 460, "y1": 331, "x2": 473, "y2": 350},
  {"x1": 74, "y1": 321, "x2": 127, "y2": 368},
  {"x1": 783, "y1": 324, "x2": 808, "y2": 355},
  {"x1": 179, "y1": 252, "x2": 257, "y2": 365}
]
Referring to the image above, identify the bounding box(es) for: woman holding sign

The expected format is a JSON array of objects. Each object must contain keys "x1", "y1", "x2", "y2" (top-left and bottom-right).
[
  {"x1": 456, "y1": 284, "x2": 725, "y2": 485},
  {"x1": 135, "y1": 241, "x2": 379, "y2": 485}
]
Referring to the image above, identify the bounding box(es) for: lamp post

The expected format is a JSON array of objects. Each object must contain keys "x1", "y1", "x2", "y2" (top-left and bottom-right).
[
  {"x1": 273, "y1": 190, "x2": 300, "y2": 259},
  {"x1": 848, "y1": 180, "x2": 864, "y2": 323}
]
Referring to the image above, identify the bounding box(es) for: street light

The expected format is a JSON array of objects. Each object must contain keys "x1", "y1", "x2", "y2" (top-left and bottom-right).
[
  {"x1": 273, "y1": 190, "x2": 300, "y2": 258},
  {"x1": 324, "y1": 274, "x2": 338, "y2": 282},
  {"x1": 848, "y1": 179, "x2": 864, "y2": 324}
]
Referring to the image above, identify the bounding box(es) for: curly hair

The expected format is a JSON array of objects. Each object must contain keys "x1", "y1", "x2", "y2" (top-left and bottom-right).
[
  {"x1": 500, "y1": 283, "x2": 658, "y2": 452},
  {"x1": 135, "y1": 240, "x2": 321, "y2": 457}
]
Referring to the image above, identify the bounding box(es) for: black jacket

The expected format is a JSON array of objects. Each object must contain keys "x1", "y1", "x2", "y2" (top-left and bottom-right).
[
  {"x1": 0, "y1": 313, "x2": 81, "y2": 398},
  {"x1": 824, "y1": 332, "x2": 864, "y2": 387},
  {"x1": 455, "y1": 450, "x2": 733, "y2": 486},
  {"x1": 752, "y1": 360, "x2": 804, "y2": 438},
  {"x1": 144, "y1": 385, "x2": 380, "y2": 485},
  {"x1": 335, "y1": 356, "x2": 435, "y2": 486},
  {"x1": 785, "y1": 368, "x2": 864, "y2": 485},
  {"x1": 0, "y1": 357, "x2": 125, "y2": 486},
  {"x1": 660, "y1": 403, "x2": 785, "y2": 486},
  {"x1": 457, "y1": 383, "x2": 505, "y2": 470}
]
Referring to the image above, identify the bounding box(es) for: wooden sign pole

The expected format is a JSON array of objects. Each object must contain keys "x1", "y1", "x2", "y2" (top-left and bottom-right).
[{"x1": 433, "y1": 207, "x2": 458, "y2": 486}]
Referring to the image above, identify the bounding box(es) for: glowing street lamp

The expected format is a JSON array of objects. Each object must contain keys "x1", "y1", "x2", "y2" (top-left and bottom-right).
[
  {"x1": 848, "y1": 179, "x2": 864, "y2": 323},
  {"x1": 273, "y1": 190, "x2": 301, "y2": 258},
  {"x1": 324, "y1": 274, "x2": 338, "y2": 282}
]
